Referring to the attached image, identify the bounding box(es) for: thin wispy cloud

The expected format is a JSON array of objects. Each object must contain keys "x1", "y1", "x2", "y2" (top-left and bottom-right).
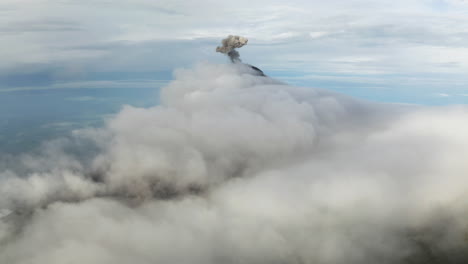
[{"x1": 0, "y1": 0, "x2": 468, "y2": 103}]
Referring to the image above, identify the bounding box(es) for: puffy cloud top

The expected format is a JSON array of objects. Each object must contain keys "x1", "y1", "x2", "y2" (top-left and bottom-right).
[{"x1": 1, "y1": 63, "x2": 468, "y2": 263}]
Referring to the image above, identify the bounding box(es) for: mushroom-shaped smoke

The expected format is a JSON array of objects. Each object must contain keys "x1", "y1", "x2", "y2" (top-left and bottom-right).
[{"x1": 216, "y1": 35, "x2": 248, "y2": 63}]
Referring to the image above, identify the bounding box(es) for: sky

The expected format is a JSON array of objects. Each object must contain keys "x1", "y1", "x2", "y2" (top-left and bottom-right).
[
  {"x1": 1, "y1": 0, "x2": 468, "y2": 151},
  {"x1": 1, "y1": 0, "x2": 468, "y2": 101}
]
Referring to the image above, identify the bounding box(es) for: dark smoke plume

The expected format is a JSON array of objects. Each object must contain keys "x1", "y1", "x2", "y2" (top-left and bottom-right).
[{"x1": 216, "y1": 35, "x2": 248, "y2": 62}]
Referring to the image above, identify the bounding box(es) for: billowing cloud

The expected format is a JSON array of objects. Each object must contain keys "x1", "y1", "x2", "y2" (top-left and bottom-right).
[{"x1": 1, "y1": 62, "x2": 468, "y2": 263}]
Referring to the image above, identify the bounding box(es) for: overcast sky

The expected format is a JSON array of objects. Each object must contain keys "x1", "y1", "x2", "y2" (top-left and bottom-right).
[{"x1": 1, "y1": 0, "x2": 468, "y2": 103}]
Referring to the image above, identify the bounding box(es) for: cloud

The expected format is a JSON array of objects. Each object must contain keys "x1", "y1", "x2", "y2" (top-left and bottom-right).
[
  {"x1": 65, "y1": 96, "x2": 97, "y2": 102},
  {"x1": 0, "y1": 19, "x2": 82, "y2": 34},
  {"x1": 0, "y1": 80, "x2": 169, "y2": 92},
  {"x1": 1, "y1": 63, "x2": 468, "y2": 263}
]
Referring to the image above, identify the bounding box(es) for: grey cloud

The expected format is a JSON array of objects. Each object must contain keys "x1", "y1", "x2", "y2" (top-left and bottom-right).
[
  {"x1": 0, "y1": 20, "x2": 82, "y2": 34},
  {"x1": 0, "y1": 40, "x2": 196, "y2": 91},
  {"x1": 345, "y1": 24, "x2": 468, "y2": 48},
  {"x1": 216, "y1": 35, "x2": 249, "y2": 62}
]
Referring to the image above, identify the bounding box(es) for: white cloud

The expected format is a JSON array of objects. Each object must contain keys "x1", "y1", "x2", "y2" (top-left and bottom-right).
[
  {"x1": 309, "y1": 31, "x2": 329, "y2": 38},
  {"x1": 1, "y1": 63, "x2": 468, "y2": 263}
]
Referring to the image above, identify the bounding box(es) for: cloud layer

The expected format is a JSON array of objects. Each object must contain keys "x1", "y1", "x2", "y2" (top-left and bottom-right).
[
  {"x1": 1, "y1": 0, "x2": 468, "y2": 104},
  {"x1": 1, "y1": 62, "x2": 468, "y2": 263}
]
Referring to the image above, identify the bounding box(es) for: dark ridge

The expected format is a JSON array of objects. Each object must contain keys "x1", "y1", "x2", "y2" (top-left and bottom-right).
[{"x1": 248, "y1": 64, "x2": 266, "y2": 76}]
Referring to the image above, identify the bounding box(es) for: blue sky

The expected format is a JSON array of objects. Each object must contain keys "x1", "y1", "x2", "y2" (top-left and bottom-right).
[{"x1": 1, "y1": 0, "x2": 468, "y2": 152}]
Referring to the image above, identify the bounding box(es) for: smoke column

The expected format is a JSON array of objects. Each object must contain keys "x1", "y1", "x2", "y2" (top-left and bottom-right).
[
  {"x1": 1, "y1": 41, "x2": 468, "y2": 263},
  {"x1": 216, "y1": 35, "x2": 248, "y2": 62}
]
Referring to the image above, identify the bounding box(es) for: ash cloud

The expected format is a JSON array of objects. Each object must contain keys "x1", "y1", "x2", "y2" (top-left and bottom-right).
[
  {"x1": 216, "y1": 35, "x2": 248, "y2": 62},
  {"x1": 1, "y1": 62, "x2": 468, "y2": 263}
]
